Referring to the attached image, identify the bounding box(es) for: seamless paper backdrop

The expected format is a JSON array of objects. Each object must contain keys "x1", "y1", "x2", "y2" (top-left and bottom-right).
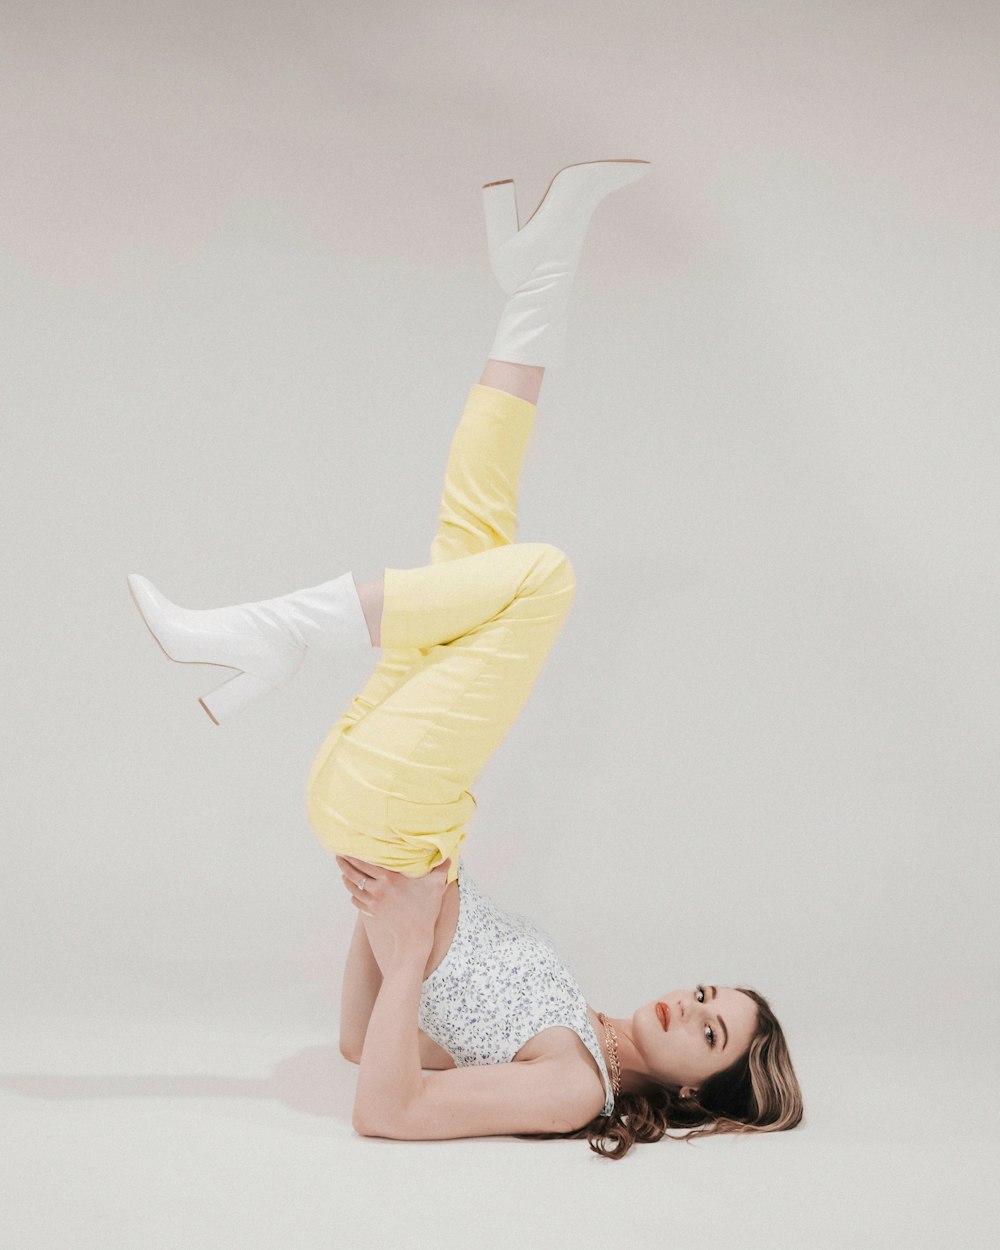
[{"x1": 2, "y1": 1, "x2": 997, "y2": 1247}]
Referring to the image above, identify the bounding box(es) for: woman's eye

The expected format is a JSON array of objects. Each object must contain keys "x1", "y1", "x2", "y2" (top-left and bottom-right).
[
  {"x1": 705, "y1": 1025, "x2": 716, "y2": 1048},
  {"x1": 695, "y1": 985, "x2": 705, "y2": 1003}
]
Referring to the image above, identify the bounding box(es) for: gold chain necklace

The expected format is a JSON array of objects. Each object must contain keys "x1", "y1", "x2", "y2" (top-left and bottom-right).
[{"x1": 597, "y1": 1011, "x2": 621, "y2": 1100}]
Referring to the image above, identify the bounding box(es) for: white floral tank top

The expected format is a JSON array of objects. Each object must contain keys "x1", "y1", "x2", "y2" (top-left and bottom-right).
[{"x1": 418, "y1": 860, "x2": 616, "y2": 1119}]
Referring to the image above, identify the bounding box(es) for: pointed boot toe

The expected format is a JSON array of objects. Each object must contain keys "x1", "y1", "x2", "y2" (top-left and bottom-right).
[{"x1": 127, "y1": 568, "x2": 372, "y2": 723}]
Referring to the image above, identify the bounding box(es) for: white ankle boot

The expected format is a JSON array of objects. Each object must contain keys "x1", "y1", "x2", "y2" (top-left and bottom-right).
[
  {"x1": 484, "y1": 158, "x2": 651, "y2": 368},
  {"x1": 127, "y1": 570, "x2": 373, "y2": 724}
]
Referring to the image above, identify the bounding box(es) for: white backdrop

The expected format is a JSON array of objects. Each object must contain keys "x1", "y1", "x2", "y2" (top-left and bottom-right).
[{"x1": 3, "y1": 1, "x2": 997, "y2": 1246}]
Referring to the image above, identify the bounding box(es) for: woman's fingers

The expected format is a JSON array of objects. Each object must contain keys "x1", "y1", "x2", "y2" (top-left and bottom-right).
[
  {"x1": 340, "y1": 869, "x2": 377, "y2": 900},
  {"x1": 335, "y1": 853, "x2": 450, "y2": 926},
  {"x1": 336, "y1": 853, "x2": 451, "y2": 883},
  {"x1": 341, "y1": 872, "x2": 377, "y2": 919},
  {"x1": 335, "y1": 855, "x2": 379, "y2": 895},
  {"x1": 337, "y1": 854, "x2": 386, "y2": 880}
]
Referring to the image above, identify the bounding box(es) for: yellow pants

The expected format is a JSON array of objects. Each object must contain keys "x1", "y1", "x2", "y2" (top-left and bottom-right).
[{"x1": 305, "y1": 384, "x2": 576, "y2": 886}]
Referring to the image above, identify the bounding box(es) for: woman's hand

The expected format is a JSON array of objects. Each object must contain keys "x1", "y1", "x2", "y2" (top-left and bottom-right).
[{"x1": 335, "y1": 854, "x2": 451, "y2": 949}]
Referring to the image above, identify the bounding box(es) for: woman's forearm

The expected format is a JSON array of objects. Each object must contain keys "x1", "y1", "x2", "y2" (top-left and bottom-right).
[
  {"x1": 339, "y1": 914, "x2": 383, "y2": 1059},
  {"x1": 353, "y1": 936, "x2": 434, "y2": 1133}
]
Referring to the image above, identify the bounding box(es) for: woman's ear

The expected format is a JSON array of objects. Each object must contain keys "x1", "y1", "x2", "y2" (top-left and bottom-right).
[{"x1": 679, "y1": 1086, "x2": 698, "y2": 1100}]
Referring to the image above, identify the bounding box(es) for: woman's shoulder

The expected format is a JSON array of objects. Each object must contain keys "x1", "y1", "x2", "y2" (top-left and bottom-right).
[{"x1": 513, "y1": 1025, "x2": 609, "y2": 1120}]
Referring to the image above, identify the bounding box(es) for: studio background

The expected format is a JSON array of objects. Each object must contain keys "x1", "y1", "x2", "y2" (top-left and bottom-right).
[{"x1": 2, "y1": 1, "x2": 997, "y2": 1246}]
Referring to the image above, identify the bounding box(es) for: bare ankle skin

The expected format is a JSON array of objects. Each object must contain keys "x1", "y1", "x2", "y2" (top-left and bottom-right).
[
  {"x1": 355, "y1": 576, "x2": 384, "y2": 648},
  {"x1": 478, "y1": 359, "x2": 545, "y2": 405}
]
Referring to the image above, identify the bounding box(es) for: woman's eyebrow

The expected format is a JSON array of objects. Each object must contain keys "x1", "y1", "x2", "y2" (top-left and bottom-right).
[{"x1": 709, "y1": 985, "x2": 729, "y2": 1051}]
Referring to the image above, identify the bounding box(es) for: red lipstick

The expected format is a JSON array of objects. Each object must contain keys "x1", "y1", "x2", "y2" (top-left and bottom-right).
[{"x1": 656, "y1": 1002, "x2": 670, "y2": 1031}]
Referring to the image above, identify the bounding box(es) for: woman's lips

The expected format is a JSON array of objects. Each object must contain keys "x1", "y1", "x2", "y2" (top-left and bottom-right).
[{"x1": 656, "y1": 1002, "x2": 671, "y2": 1031}]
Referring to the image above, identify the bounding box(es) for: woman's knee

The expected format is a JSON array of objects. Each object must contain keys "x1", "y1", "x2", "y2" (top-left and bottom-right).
[{"x1": 519, "y1": 542, "x2": 576, "y2": 599}]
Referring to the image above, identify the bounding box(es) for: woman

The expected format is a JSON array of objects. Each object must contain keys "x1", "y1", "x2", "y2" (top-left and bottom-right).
[{"x1": 127, "y1": 159, "x2": 804, "y2": 1158}]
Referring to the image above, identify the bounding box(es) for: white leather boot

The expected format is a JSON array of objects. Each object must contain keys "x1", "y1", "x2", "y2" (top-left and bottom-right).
[
  {"x1": 127, "y1": 570, "x2": 373, "y2": 724},
  {"x1": 484, "y1": 158, "x2": 651, "y2": 368}
]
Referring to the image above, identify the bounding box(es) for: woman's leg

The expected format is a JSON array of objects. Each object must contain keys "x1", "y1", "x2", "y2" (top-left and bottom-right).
[
  {"x1": 354, "y1": 360, "x2": 541, "y2": 649},
  {"x1": 355, "y1": 358, "x2": 545, "y2": 648},
  {"x1": 354, "y1": 357, "x2": 545, "y2": 646},
  {"x1": 330, "y1": 365, "x2": 542, "y2": 686},
  {"x1": 306, "y1": 372, "x2": 571, "y2": 883},
  {"x1": 309, "y1": 540, "x2": 575, "y2": 882}
]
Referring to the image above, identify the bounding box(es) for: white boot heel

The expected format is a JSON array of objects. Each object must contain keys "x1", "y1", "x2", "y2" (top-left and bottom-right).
[
  {"x1": 482, "y1": 179, "x2": 520, "y2": 254},
  {"x1": 199, "y1": 670, "x2": 273, "y2": 726},
  {"x1": 127, "y1": 569, "x2": 373, "y2": 724}
]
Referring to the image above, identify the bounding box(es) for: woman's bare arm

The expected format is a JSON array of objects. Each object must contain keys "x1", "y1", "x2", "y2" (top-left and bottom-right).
[
  {"x1": 339, "y1": 913, "x2": 455, "y2": 1069},
  {"x1": 339, "y1": 912, "x2": 384, "y2": 1061}
]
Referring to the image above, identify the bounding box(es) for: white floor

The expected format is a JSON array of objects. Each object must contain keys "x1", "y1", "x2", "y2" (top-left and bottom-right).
[{"x1": 3, "y1": 1016, "x2": 995, "y2": 1250}]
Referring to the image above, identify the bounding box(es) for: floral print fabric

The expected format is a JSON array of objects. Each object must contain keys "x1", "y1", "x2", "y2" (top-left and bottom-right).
[{"x1": 419, "y1": 860, "x2": 615, "y2": 1118}]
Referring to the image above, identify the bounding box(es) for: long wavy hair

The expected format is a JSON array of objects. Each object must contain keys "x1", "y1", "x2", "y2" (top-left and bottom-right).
[{"x1": 517, "y1": 987, "x2": 803, "y2": 1160}]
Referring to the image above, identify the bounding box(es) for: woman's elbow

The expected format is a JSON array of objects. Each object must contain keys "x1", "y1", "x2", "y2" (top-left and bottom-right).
[
  {"x1": 340, "y1": 1039, "x2": 362, "y2": 1065},
  {"x1": 352, "y1": 1104, "x2": 388, "y2": 1137}
]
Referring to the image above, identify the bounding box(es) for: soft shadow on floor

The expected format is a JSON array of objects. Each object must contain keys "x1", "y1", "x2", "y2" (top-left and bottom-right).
[{"x1": 1, "y1": 1044, "x2": 354, "y2": 1118}]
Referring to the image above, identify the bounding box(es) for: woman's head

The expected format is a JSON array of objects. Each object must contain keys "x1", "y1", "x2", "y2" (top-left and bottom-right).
[
  {"x1": 520, "y1": 985, "x2": 803, "y2": 1160},
  {"x1": 677, "y1": 987, "x2": 803, "y2": 1136},
  {"x1": 630, "y1": 984, "x2": 761, "y2": 1096}
]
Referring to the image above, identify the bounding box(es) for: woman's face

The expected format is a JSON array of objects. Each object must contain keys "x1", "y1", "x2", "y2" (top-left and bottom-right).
[{"x1": 636, "y1": 985, "x2": 759, "y2": 1091}]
